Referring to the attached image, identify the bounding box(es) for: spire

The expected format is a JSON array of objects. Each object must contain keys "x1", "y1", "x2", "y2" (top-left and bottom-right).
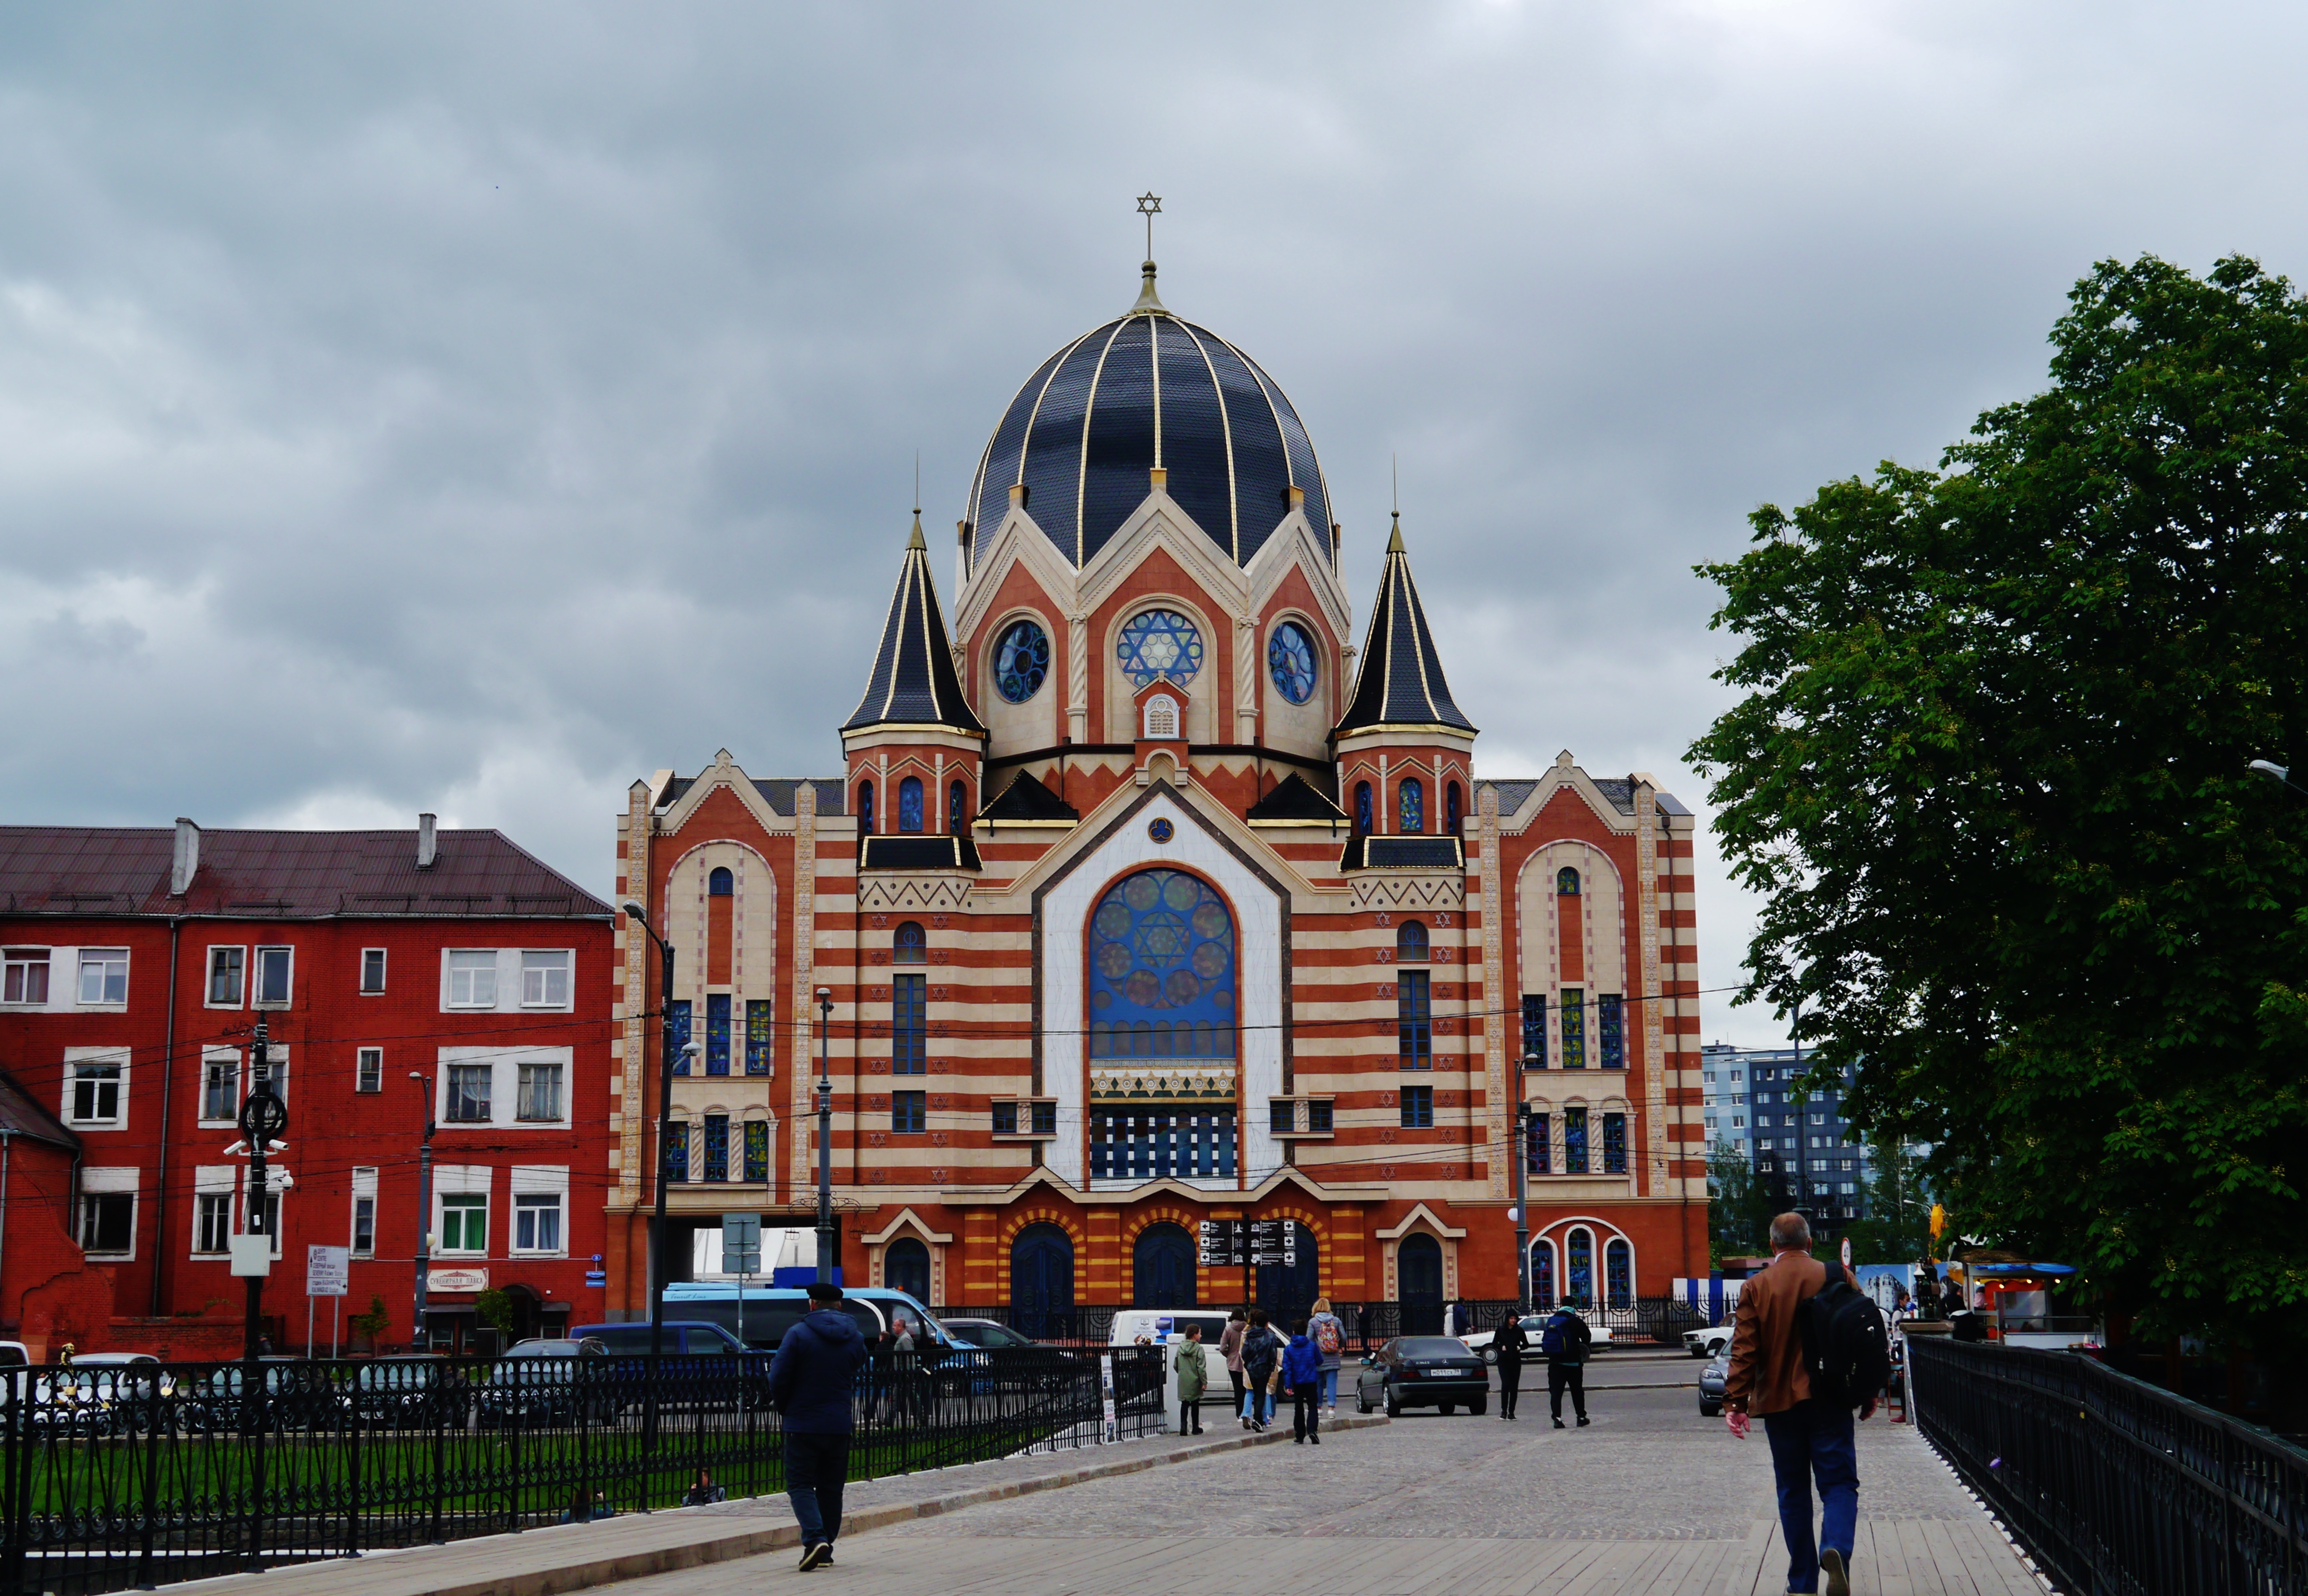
[
  {"x1": 844, "y1": 517, "x2": 988, "y2": 737},
  {"x1": 1335, "y1": 516, "x2": 1477, "y2": 736},
  {"x1": 1130, "y1": 190, "x2": 1166, "y2": 313}
]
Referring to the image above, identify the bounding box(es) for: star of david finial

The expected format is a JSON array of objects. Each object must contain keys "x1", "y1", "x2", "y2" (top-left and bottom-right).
[{"x1": 1136, "y1": 192, "x2": 1162, "y2": 261}]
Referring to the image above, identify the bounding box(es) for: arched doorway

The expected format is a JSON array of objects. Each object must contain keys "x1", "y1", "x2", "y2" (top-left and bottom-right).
[
  {"x1": 1132, "y1": 1223, "x2": 1196, "y2": 1308},
  {"x1": 1011, "y1": 1223, "x2": 1075, "y2": 1341},
  {"x1": 1258, "y1": 1228, "x2": 1320, "y2": 1328},
  {"x1": 1397, "y1": 1233, "x2": 1443, "y2": 1336},
  {"x1": 885, "y1": 1237, "x2": 931, "y2": 1305}
]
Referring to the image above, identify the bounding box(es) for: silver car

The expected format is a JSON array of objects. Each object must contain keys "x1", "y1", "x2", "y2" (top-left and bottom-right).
[{"x1": 1698, "y1": 1351, "x2": 1730, "y2": 1416}]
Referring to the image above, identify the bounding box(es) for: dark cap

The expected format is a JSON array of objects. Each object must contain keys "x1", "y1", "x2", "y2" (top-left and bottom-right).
[{"x1": 805, "y1": 1281, "x2": 843, "y2": 1303}]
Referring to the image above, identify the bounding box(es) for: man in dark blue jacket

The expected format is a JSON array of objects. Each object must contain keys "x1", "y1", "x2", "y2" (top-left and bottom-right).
[{"x1": 767, "y1": 1282, "x2": 868, "y2": 1572}]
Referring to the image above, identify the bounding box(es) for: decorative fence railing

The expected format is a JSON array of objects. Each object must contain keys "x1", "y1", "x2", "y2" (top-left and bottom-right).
[
  {"x1": 1908, "y1": 1337, "x2": 2308, "y2": 1595},
  {"x1": 0, "y1": 1345, "x2": 1166, "y2": 1596},
  {"x1": 935, "y1": 1296, "x2": 1713, "y2": 1351}
]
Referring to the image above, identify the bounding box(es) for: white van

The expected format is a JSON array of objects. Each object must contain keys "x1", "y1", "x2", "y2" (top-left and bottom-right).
[{"x1": 1108, "y1": 1309, "x2": 1232, "y2": 1347}]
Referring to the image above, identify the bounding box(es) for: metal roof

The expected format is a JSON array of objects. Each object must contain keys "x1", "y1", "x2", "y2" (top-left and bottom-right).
[
  {"x1": 0, "y1": 1073, "x2": 80, "y2": 1153},
  {"x1": 843, "y1": 516, "x2": 987, "y2": 738},
  {"x1": 1335, "y1": 517, "x2": 1476, "y2": 737},
  {"x1": 0, "y1": 826, "x2": 611, "y2": 920}
]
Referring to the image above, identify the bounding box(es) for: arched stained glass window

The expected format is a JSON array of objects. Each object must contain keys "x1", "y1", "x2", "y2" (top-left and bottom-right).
[
  {"x1": 1117, "y1": 609, "x2": 1203, "y2": 687},
  {"x1": 1446, "y1": 782, "x2": 1463, "y2": 837},
  {"x1": 1087, "y1": 869, "x2": 1235, "y2": 1061},
  {"x1": 1354, "y1": 782, "x2": 1373, "y2": 836},
  {"x1": 893, "y1": 921, "x2": 926, "y2": 963},
  {"x1": 1557, "y1": 866, "x2": 1581, "y2": 895},
  {"x1": 994, "y1": 618, "x2": 1051, "y2": 703},
  {"x1": 898, "y1": 777, "x2": 924, "y2": 833},
  {"x1": 1605, "y1": 1239, "x2": 1633, "y2": 1308},
  {"x1": 949, "y1": 780, "x2": 967, "y2": 834},
  {"x1": 1267, "y1": 621, "x2": 1316, "y2": 704},
  {"x1": 708, "y1": 867, "x2": 733, "y2": 896},
  {"x1": 1531, "y1": 1240, "x2": 1556, "y2": 1309},
  {"x1": 1567, "y1": 1227, "x2": 1595, "y2": 1308},
  {"x1": 1399, "y1": 777, "x2": 1425, "y2": 834},
  {"x1": 1396, "y1": 920, "x2": 1428, "y2": 963},
  {"x1": 858, "y1": 782, "x2": 874, "y2": 836}
]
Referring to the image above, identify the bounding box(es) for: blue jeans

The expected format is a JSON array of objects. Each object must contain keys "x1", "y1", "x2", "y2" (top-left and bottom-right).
[
  {"x1": 784, "y1": 1431, "x2": 849, "y2": 1546},
  {"x1": 1319, "y1": 1366, "x2": 1338, "y2": 1406},
  {"x1": 1241, "y1": 1385, "x2": 1275, "y2": 1423},
  {"x1": 1762, "y1": 1400, "x2": 1858, "y2": 1594}
]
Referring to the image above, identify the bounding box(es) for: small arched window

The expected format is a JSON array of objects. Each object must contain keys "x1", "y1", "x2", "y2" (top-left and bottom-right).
[
  {"x1": 1446, "y1": 781, "x2": 1463, "y2": 837},
  {"x1": 1557, "y1": 866, "x2": 1581, "y2": 896},
  {"x1": 1396, "y1": 920, "x2": 1429, "y2": 963},
  {"x1": 1354, "y1": 782, "x2": 1373, "y2": 836},
  {"x1": 1144, "y1": 694, "x2": 1179, "y2": 740},
  {"x1": 858, "y1": 782, "x2": 875, "y2": 836},
  {"x1": 708, "y1": 866, "x2": 733, "y2": 896},
  {"x1": 898, "y1": 776, "x2": 924, "y2": 833},
  {"x1": 1605, "y1": 1238, "x2": 1633, "y2": 1308},
  {"x1": 1399, "y1": 777, "x2": 1425, "y2": 834},
  {"x1": 893, "y1": 921, "x2": 926, "y2": 963},
  {"x1": 949, "y1": 780, "x2": 967, "y2": 834}
]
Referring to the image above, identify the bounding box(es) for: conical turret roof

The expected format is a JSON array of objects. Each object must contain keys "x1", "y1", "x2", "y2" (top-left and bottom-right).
[
  {"x1": 843, "y1": 516, "x2": 987, "y2": 737},
  {"x1": 1334, "y1": 516, "x2": 1476, "y2": 736}
]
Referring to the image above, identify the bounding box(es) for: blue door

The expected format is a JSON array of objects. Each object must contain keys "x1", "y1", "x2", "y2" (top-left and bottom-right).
[
  {"x1": 1011, "y1": 1223, "x2": 1075, "y2": 1340},
  {"x1": 1257, "y1": 1231, "x2": 1320, "y2": 1327},
  {"x1": 1398, "y1": 1233, "x2": 1443, "y2": 1336},
  {"x1": 885, "y1": 1237, "x2": 931, "y2": 1305},
  {"x1": 1133, "y1": 1223, "x2": 1197, "y2": 1308}
]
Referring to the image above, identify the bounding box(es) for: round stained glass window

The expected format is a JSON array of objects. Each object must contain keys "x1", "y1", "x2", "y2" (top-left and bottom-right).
[
  {"x1": 1267, "y1": 621, "x2": 1317, "y2": 704},
  {"x1": 994, "y1": 618, "x2": 1051, "y2": 703},
  {"x1": 1117, "y1": 609, "x2": 1203, "y2": 687}
]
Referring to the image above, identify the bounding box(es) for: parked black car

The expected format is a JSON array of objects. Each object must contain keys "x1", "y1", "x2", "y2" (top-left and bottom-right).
[
  {"x1": 183, "y1": 1359, "x2": 346, "y2": 1433},
  {"x1": 475, "y1": 1339, "x2": 616, "y2": 1427},
  {"x1": 1354, "y1": 1336, "x2": 1489, "y2": 1417}
]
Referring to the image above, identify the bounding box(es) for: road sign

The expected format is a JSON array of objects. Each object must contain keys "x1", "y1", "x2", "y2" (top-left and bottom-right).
[
  {"x1": 1840, "y1": 1236, "x2": 1853, "y2": 1269},
  {"x1": 1250, "y1": 1219, "x2": 1298, "y2": 1267},
  {"x1": 722, "y1": 1212, "x2": 763, "y2": 1275},
  {"x1": 306, "y1": 1245, "x2": 349, "y2": 1297},
  {"x1": 1197, "y1": 1219, "x2": 1245, "y2": 1266},
  {"x1": 584, "y1": 1271, "x2": 608, "y2": 1288}
]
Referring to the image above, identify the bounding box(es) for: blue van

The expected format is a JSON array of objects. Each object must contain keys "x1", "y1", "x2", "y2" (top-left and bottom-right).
[{"x1": 656, "y1": 1284, "x2": 955, "y2": 1351}]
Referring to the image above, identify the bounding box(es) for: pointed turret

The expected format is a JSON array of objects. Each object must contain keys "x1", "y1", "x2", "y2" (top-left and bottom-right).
[
  {"x1": 844, "y1": 515, "x2": 987, "y2": 737},
  {"x1": 1335, "y1": 515, "x2": 1477, "y2": 736}
]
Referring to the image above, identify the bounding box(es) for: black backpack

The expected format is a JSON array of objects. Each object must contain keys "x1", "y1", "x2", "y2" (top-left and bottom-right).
[{"x1": 1800, "y1": 1276, "x2": 1892, "y2": 1408}]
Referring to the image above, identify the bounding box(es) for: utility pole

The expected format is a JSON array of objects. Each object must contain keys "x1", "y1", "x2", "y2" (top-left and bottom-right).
[
  {"x1": 619, "y1": 902, "x2": 683, "y2": 1358},
  {"x1": 815, "y1": 988, "x2": 836, "y2": 1283},
  {"x1": 1514, "y1": 1053, "x2": 1534, "y2": 1315},
  {"x1": 239, "y1": 1013, "x2": 288, "y2": 1361},
  {"x1": 410, "y1": 1072, "x2": 435, "y2": 1347}
]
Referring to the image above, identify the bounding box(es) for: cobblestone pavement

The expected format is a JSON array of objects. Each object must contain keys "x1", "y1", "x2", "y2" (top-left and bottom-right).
[{"x1": 605, "y1": 1378, "x2": 2050, "y2": 1595}]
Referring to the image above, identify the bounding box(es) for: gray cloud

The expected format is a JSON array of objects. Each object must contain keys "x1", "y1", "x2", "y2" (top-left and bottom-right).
[{"x1": 2, "y1": 2, "x2": 2302, "y2": 1045}]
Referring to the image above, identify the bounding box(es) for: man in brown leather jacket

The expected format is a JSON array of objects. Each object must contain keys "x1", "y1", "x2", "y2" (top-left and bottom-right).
[{"x1": 1723, "y1": 1213, "x2": 1873, "y2": 1596}]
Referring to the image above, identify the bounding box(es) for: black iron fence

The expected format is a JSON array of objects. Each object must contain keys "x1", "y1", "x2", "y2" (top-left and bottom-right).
[
  {"x1": 936, "y1": 1297, "x2": 1710, "y2": 1352},
  {"x1": 0, "y1": 1345, "x2": 1167, "y2": 1596},
  {"x1": 1909, "y1": 1337, "x2": 2308, "y2": 1595}
]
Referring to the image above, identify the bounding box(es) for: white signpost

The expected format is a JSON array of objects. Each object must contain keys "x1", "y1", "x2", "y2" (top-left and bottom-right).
[{"x1": 308, "y1": 1244, "x2": 350, "y2": 1358}]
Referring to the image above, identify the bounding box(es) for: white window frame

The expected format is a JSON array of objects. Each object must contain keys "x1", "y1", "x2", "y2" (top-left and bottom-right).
[
  {"x1": 444, "y1": 949, "x2": 499, "y2": 1009},
  {"x1": 351, "y1": 1167, "x2": 378, "y2": 1256},
  {"x1": 78, "y1": 1171, "x2": 139, "y2": 1259},
  {"x1": 63, "y1": 1047, "x2": 129, "y2": 1128},
  {"x1": 520, "y1": 949, "x2": 572, "y2": 1010},
  {"x1": 76, "y1": 948, "x2": 128, "y2": 1007},
  {"x1": 204, "y1": 946, "x2": 247, "y2": 1009},
  {"x1": 436, "y1": 1188, "x2": 489, "y2": 1255},
  {"x1": 512, "y1": 1193, "x2": 563, "y2": 1255},
  {"x1": 438, "y1": 1047, "x2": 572, "y2": 1131},
  {"x1": 443, "y1": 1062, "x2": 494, "y2": 1124},
  {"x1": 356, "y1": 1047, "x2": 383, "y2": 1095},
  {"x1": 359, "y1": 948, "x2": 387, "y2": 995},
  {"x1": 197, "y1": 1049, "x2": 241, "y2": 1127},
  {"x1": 508, "y1": 1166, "x2": 569, "y2": 1258},
  {"x1": 1143, "y1": 693, "x2": 1180, "y2": 740},
  {"x1": 1, "y1": 946, "x2": 51, "y2": 1007},
  {"x1": 191, "y1": 1166, "x2": 235, "y2": 1256},
  {"x1": 252, "y1": 945, "x2": 294, "y2": 1009},
  {"x1": 515, "y1": 1059, "x2": 564, "y2": 1122}
]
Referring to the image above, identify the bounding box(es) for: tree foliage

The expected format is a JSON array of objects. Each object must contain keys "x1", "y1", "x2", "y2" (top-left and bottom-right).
[
  {"x1": 1844, "y1": 1142, "x2": 1932, "y2": 1267},
  {"x1": 1692, "y1": 255, "x2": 2308, "y2": 1346}
]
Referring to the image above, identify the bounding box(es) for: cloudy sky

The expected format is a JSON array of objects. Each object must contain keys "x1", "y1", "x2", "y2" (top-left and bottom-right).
[{"x1": 3, "y1": 3, "x2": 2298, "y2": 1045}]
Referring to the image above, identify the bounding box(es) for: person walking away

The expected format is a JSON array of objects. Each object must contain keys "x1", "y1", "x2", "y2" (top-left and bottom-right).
[
  {"x1": 1449, "y1": 1299, "x2": 1472, "y2": 1339},
  {"x1": 1219, "y1": 1310, "x2": 1248, "y2": 1418},
  {"x1": 1723, "y1": 1211, "x2": 1883, "y2": 1596},
  {"x1": 1493, "y1": 1312, "x2": 1529, "y2": 1421},
  {"x1": 1239, "y1": 1309, "x2": 1282, "y2": 1431},
  {"x1": 766, "y1": 1281, "x2": 869, "y2": 1573},
  {"x1": 1281, "y1": 1320, "x2": 1323, "y2": 1444},
  {"x1": 1540, "y1": 1303, "x2": 1591, "y2": 1427},
  {"x1": 1306, "y1": 1298, "x2": 1346, "y2": 1414},
  {"x1": 1173, "y1": 1323, "x2": 1208, "y2": 1435}
]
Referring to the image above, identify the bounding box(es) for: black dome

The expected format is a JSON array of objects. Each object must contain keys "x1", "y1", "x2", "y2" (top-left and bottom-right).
[{"x1": 966, "y1": 292, "x2": 1331, "y2": 571}]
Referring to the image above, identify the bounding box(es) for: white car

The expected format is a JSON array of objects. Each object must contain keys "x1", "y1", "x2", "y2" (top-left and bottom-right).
[
  {"x1": 1463, "y1": 1312, "x2": 1613, "y2": 1365},
  {"x1": 1683, "y1": 1325, "x2": 1734, "y2": 1359}
]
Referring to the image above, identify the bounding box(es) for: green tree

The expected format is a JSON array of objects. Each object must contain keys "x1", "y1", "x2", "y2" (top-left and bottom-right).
[
  {"x1": 1708, "y1": 1140, "x2": 1774, "y2": 1263},
  {"x1": 475, "y1": 1288, "x2": 515, "y2": 1334},
  {"x1": 1691, "y1": 254, "x2": 2308, "y2": 1347},
  {"x1": 349, "y1": 1294, "x2": 390, "y2": 1345},
  {"x1": 1843, "y1": 1142, "x2": 1930, "y2": 1266}
]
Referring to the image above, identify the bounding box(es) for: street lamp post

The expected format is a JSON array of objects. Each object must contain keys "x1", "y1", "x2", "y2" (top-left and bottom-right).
[
  {"x1": 620, "y1": 902, "x2": 683, "y2": 1359},
  {"x1": 815, "y1": 988, "x2": 835, "y2": 1283},
  {"x1": 409, "y1": 1072, "x2": 435, "y2": 1347},
  {"x1": 1514, "y1": 1052, "x2": 1535, "y2": 1315}
]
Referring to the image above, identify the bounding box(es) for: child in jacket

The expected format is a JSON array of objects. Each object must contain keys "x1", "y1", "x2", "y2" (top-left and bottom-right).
[{"x1": 1281, "y1": 1325, "x2": 1324, "y2": 1444}]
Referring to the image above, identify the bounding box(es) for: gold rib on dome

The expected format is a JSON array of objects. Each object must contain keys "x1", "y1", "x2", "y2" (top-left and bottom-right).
[
  {"x1": 1333, "y1": 514, "x2": 1477, "y2": 737},
  {"x1": 843, "y1": 514, "x2": 988, "y2": 738}
]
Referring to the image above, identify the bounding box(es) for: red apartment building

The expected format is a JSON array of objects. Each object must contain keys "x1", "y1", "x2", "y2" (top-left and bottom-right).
[{"x1": 0, "y1": 818, "x2": 615, "y2": 1357}]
